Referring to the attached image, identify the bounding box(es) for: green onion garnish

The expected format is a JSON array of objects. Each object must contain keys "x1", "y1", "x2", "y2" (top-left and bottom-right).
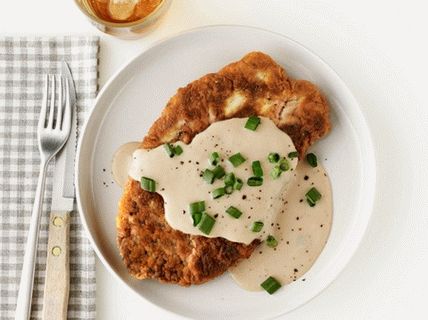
[
  {"x1": 251, "y1": 221, "x2": 264, "y2": 232},
  {"x1": 226, "y1": 206, "x2": 242, "y2": 219},
  {"x1": 164, "y1": 143, "x2": 175, "y2": 158},
  {"x1": 307, "y1": 199, "x2": 315, "y2": 207},
  {"x1": 212, "y1": 165, "x2": 225, "y2": 179},
  {"x1": 260, "y1": 276, "x2": 282, "y2": 294},
  {"x1": 247, "y1": 176, "x2": 263, "y2": 187},
  {"x1": 266, "y1": 235, "x2": 278, "y2": 248},
  {"x1": 209, "y1": 152, "x2": 220, "y2": 166},
  {"x1": 245, "y1": 116, "x2": 261, "y2": 131},
  {"x1": 212, "y1": 187, "x2": 226, "y2": 199},
  {"x1": 234, "y1": 178, "x2": 243, "y2": 190},
  {"x1": 306, "y1": 153, "x2": 318, "y2": 167},
  {"x1": 192, "y1": 212, "x2": 202, "y2": 226},
  {"x1": 189, "y1": 201, "x2": 205, "y2": 214},
  {"x1": 141, "y1": 177, "x2": 156, "y2": 192},
  {"x1": 198, "y1": 212, "x2": 216, "y2": 235},
  {"x1": 225, "y1": 185, "x2": 234, "y2": 194},
  {"x1": 279, "y1": 158, "x2": 290, "y2": 171},
  {"x1": 202, "y1": 169, "x2": 215, "y2": 184},
  {"x1": 164, "y1": 143, "x2": 183, "y2": 157},
  {"x1": 224, "y1": 173, "x2": 236, "y2": 186},
  {"x1": 305, "y1": 187, "x2": 322, "y2": 207},
  {"x1": 174, "y1": 145, "x2": 183, "y2": 155},
  {"x1": 268, "y1": 152, "x2": 280, "y2": 163},
  {"x1": 270, "y1": 166, "x2": 282, "y2": 179},
  {"x1": 213, "y1": 165, "x2": 225, "y2": 179},
  {"x1": 252, "y1": 160, "x2": 263, "y2": 177},
  {"x1": 228, "y1": 153, "x2": 246, "y2": 167},
  {"x1": 288, "y1": 151, "x2": 298, "y2": 159}
]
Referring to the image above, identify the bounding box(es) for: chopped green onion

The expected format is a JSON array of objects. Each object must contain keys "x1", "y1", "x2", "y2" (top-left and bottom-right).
[
  {"x1": 251, "y1": 221, "x2": 264, "y2": 232},
  {"x1": 247, "y1": 176, "x2": 263, "y2": 187},
  {"x1": 192, "y1": 212, "x2": 202, "y2": 226},
  {"x1": 198, "y1": 212, "x2": 216, "y2": 235},
  {"x1": 245, "y1": 116, "x2": 261, "y2": 131},
  {"x1": 212, "y1": 165, "x2": 225, "y2": 179},
  {"x1": 234, "y1": 178, "x2": 243, "y2": 190},
  {"x1": 266, "y1": 235, "x2": 278, "y2": 248},
  {"x1": 279, "y1": 158, "x2": 290, "y2": 171},
  {"x1": 306, "y1": 153, "x2": 318, "y2": 167},
  {"x1": 225, "y1": 185, "x2": 234, "y2": 194},
  {"x1": 305, "y1": 187, "x2": 322, "y2": 206},
  {"x1": 164, "y1": 143, "x2": 175, "y2": 157},
  {"x1": 226, "y1": 206, "x2": 242, "y2": 219},
  {"x1": 260, "y1": 276, "x2": 282, "y2": 294},
  {"x1": 268, "y1": 152, "x2": 280, "y2": 163},
  {"x1": 164, "y1": 143, "x2": 183, "y2": 157},
  {"x1": 224, "y1": 173, "x2": 236, "y2": 186},
  {"x1": 174, "y1": 145, "x2": 183, "y2": 155},
  {"x1": 141, "y1": 177, "x2": 156, "y2": 192},
  {"x1": 202, "y1": 169, "x2": 215, "y2": 184},
  {"x1": 307, "y1": 198, "x2": 316, "y2": 207},
  {"x1": 228, "y1": 153, "x2": 246, "y2": 167},
  {"x1": 209, "y1": 152, "x2": 220, "y2": 166},
  {"x1": 252, "y1": 160, "x2": 263, "y2": 177},
  {"x1": 270, "y1": 166, "x2": 282, "y2": 179},
  {"x1": 189, "y1": 201, "x2": 205, "y2": 214},
  {"x1": 288, "y1": 151, "x2": 298, "y2": 159},
  {"x1": 212, "y1": 187, "x2": 226, "y2": 199}
]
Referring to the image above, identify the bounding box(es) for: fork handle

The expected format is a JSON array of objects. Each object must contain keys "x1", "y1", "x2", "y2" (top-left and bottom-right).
[
  {"x1": 15, "y1": 159, "x2": 49, "y2": 320},
  {"x1": 42, "y1": 210, "x2": 71, "y2": 320}
]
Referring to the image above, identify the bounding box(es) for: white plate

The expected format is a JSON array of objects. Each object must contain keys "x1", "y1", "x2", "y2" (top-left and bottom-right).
[{"x1": 76, "y1": 25, "x2": 376, "y2": 320}]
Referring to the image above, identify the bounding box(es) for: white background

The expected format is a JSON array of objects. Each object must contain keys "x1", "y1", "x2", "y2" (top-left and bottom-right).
[{"x1": 1, "y1": 1, "x2": 427, "y2": 319}]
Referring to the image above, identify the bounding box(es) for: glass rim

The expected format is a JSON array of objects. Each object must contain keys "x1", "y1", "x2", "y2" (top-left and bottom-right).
[{"x1": 73, "y1": 0, "x2": 167, "y2": 29}]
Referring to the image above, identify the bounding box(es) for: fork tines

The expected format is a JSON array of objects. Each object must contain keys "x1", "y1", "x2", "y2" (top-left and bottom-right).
[{"x1": 39, "y1": 74, "x2": 71, "y2": 132}]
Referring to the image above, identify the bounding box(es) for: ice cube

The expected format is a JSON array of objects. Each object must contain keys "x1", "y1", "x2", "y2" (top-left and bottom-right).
[{"x1": 108, "y1": 0, "x2": 138, "y2": 20}]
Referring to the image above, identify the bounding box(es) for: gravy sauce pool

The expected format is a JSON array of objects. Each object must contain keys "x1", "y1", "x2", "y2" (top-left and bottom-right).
[
  {"x1": 112, "y1": 117, "x2": 333, "y2": 291},
  {"x1": 229, "y1": 161, "x2": 332, "y2": 290},
  {"x1": 127, "y1": 117, "x2": 298, "y2": 244},
  {"x1": 112, "y1": 141, "x2": 140, "y2": 188}
]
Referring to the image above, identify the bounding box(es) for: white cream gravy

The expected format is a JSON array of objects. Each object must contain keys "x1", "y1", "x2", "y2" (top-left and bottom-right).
[
  {"x1": 127, "y1": 117, "x2": 298, "y2": 244},
  {"x1": 229, "y1": 161, "x2": 332, "y2": 290},
  {"x1": 111, "y1": 141, "x2": 140, "y2": 188}
]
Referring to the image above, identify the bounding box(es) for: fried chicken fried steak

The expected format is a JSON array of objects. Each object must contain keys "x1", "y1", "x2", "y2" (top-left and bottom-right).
[{"x1": 117, "y1": 52, "x2": 331, "y2": 286}]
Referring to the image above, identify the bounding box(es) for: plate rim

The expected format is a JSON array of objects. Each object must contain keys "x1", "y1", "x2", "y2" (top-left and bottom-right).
[{"x1": 75, "y1": 24, "x2": 377, "y2": 319}]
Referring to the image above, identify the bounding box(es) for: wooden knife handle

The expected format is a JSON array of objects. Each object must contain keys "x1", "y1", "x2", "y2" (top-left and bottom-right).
[{"x1": 42, "y1": 211, "x2": 71, "y2": 320}]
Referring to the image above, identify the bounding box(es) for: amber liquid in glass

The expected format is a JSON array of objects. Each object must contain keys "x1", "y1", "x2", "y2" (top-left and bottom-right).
[{"x1": 87, "y1": 0, "x2": 162, "y2": 23}]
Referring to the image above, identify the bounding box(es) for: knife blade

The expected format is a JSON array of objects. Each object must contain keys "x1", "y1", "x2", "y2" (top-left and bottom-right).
[{"x1": 42, "y1": 61, "x2": 77, "y2": 320}]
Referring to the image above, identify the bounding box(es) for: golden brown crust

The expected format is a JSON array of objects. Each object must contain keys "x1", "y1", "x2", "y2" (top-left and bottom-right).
[
  {"x1": 117, "y1": 180, "x2": 258, "y2": 285},
  {"x1": 117, "y1": 51, "x2": 331, "y2": 286},
  {"x1": 142, "y1": 52, "x2": 330, "y2": 156}
]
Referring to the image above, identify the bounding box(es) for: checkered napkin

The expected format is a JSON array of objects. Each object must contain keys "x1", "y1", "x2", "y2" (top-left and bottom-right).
[{"x1": 0, "y1": 36, "x2": 99, "y2": 320}]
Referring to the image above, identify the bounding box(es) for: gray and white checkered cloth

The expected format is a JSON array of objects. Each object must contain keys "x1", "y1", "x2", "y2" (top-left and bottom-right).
[{"x1": 0, "y1": 36, "x2": 99, "y2": 320}]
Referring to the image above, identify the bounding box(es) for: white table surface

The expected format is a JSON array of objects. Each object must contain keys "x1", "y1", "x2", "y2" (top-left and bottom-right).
[{"x1": 1, "y1": 1, "x2": 427, "y2": 319}]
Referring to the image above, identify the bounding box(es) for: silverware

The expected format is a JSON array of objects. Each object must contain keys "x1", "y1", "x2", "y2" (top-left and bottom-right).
[
  {"x1": 41, "y1": 62, "x2": 77, "y2": 320},
  {"x1": 15, "y1": 73, "x2": 73, "y2": 320}
]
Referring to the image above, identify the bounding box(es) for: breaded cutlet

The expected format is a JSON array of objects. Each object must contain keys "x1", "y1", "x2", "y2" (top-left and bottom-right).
[{"x1": 117, "y1": 52, "x2": 330, "y2": 286}]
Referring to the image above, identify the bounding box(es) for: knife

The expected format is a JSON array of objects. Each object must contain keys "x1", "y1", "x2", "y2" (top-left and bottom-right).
[{"x1": 42, "y1": 61, "x2": 77, "y2": 320}]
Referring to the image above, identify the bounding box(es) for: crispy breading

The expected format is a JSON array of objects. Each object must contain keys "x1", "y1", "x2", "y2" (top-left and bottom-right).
[{"x1": 117, "y1": 52, "x2": 331, "y2": 286}]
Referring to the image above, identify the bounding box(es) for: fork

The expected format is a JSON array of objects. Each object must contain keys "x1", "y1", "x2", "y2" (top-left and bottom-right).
[{"x1": 15, "y1": 74, "x2": 72, "y2": 320}]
